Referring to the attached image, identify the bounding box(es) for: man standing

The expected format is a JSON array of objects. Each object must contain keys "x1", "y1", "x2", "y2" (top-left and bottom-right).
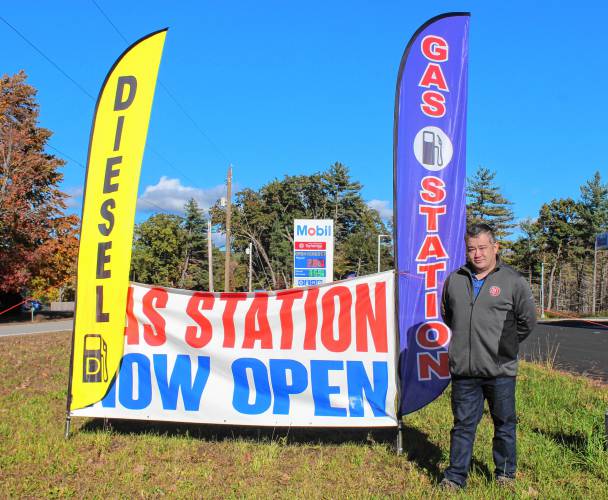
[{"x1": 439, "y1": 223, "x2": 537, "y2": 489}]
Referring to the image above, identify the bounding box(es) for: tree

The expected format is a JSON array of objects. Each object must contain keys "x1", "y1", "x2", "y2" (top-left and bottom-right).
[
  {"x1": 536, "y1": 198, "x2": 584, "y2": 311},
  {"x1": 321, "y1": 162, "x2": 364, "y2": 240},
  {"x1": 131, "y1": 214, "x2": 187, "y2": 287},
  {"x1": 578, "y1": 172, "x2": 608, "y2": 312},
  {"x1": 29, "y1": 215, "x2": 80, "y2": 302},
  {"x1": 211, "y1": 162, "x2": 390, "y2": 289},
  {"x1": 507, "y1": 218, "x2": 543, "y2": 286},
  {"x1": 579, "y1": 171, "x2": 608, "y2": 249},
  {"x1": 179, "y1": 198, "x2": 209, "y2": 290},
  {"x1": 466, "y1": 166, "x2": 515, "y2": 242},
  {"x1": 0, "y1": 71, "x2": 75, "y2": 294}
]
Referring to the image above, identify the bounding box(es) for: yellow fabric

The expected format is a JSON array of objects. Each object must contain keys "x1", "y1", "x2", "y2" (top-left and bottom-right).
[{"x1": 70, "y1": 30, "x2": 166, "y2": 410}]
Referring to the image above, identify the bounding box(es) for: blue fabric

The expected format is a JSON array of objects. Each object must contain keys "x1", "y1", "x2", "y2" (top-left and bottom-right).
[
  {"x1": 472, "y1": 275, "x2": 485, "y2": 298},
  {"x1": 444, "y1": 376, "x2": 517, "y2": 486}
]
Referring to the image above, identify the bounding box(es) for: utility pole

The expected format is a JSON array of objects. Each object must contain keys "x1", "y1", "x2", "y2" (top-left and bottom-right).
[
  {"x1": 224, "y1": 165, "x2": 232, "y2": 292},
  {"x1": 207, "y1": 219, "x2": 214, "y2": 292},
  {"x1": 246, "y1": 242, "x2": 253, "y2": 292},
  {"x1": 540, "y1": 260, "x2": 545, "y2": 319}
]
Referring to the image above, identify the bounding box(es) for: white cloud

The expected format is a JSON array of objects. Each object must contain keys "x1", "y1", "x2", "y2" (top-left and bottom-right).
[
  {"x1": 64, "y1": 186, "x2": 83, "y2": 208},
  {"x1": 367, "y1": 199, "x2": 393, "y2": 220},
  {"x1": 137, "y1": 176, "x2": 225, "y2": 214}
]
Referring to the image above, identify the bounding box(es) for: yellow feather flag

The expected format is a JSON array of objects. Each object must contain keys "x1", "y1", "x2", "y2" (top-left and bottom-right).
[{"x1": 68, "y1": 29, "x2": 167, "y2": 411}]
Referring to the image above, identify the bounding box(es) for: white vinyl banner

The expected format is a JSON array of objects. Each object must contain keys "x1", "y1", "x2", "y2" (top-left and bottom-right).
[{"x1": 72, "y1": 272, "x2": 398, "y2": 427}]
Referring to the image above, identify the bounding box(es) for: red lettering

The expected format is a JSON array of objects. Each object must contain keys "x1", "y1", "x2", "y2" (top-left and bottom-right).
[
  {"x1": 421, "y1": 35, "x2": 448, "y2": 62},
  {"x1": 303, "y1": 287, "x2": 319, "y2": 350},
  {"x1": 185, "y1": 292, "x2": 214, "y2": 348},
  {"x1": 355, "y1": 283, "x2": 388, "y2": 353},
  {"x1": 220, "y1": 294, "x2": 247, "y2": 348},
  {"x1": 142, "y1": 287, "x2": 168, "y2": 346},
  {"x1": 425, "y1": 291, "x2": 438, "y2": 319},
  {"x1": 416, "y1": 234, "x2": 448, "y2": 261},
  {"x1": 417, "y1": 351, "x2": 450, "y2": 380},
  {"x1": 276, "y1": 289, "x2": 304, "y2": 350},
  {"x1": 417, "y1": 261, "x2": 447, "y2": 289},
  {"x1": 418, "y1": 204, "x2": 447, "y2": 232},
  {"x1": 124, "y1": 286, "x2": 139, "y2": 344},
  {"x1": 243, "y1": 294, "x2": 272, "y2": 349},
  {"x1": 420, "y1": 176, "x2": 446, "y2": 204},
  {"x1": 321, "y1": 286, "x2": 352, "y2": 352},
  {"x1": 421, "y1": 90, "x2": 446, "y2": 117},
  {"x1": 419, "y1": 63, "x2": 449, "y2": 91},
  {"x1": 415, "y1": 321, "x2": 450, "y2": 349}
]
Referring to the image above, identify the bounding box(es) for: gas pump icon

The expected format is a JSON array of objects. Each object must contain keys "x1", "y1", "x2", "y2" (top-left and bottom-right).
[
  {"x1": 422, "y1": 130, "x2": 443, "y2": 168},
  {"x1": 82, "y1": 334, "x2": 108, "y2": 383}
]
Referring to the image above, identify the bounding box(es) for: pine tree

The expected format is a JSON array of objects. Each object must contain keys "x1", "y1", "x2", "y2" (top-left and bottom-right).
[
  {"x1": 180, "y1": 198, "x2": 208, "y2": 289},
  {"x1": 466, "y1": 166, "x2": 515, "y2": 242},
  {"x1": 579, "y1": 171, "x2": 608, "y2": 250},
  {"x1": 321, "y1": 162, "x2": 364, "y2": 240},
  {"x1": 131, "y1": 214, "x2": 187, "y2": 287}
]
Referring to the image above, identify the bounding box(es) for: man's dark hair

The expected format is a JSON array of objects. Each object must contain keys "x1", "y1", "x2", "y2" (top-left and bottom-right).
[{"x1": 465, "y1": 223, "x2": 496, "y2": 243}]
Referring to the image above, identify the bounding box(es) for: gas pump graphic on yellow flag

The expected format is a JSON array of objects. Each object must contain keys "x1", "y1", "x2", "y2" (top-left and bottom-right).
[{"x1": 68, "y1": 29, "x2": 167, "y2": 411}]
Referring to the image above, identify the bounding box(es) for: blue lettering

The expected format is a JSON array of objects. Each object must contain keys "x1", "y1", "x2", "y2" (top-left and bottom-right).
[
  {"x1": 311, "y1": 360, "x2": 346, "y2": 417},
  {"x1": 269, "y1": 359, "x2": 308, "y2": 414},
  {"x1": 346, "y1": 361, "x2": 388, "y2": 417},
  {"x1": 232, "y1": 358, "x2": 271, "y2": 414},
  {"x1": 119, "y1": 353, "x2": 152, "y2": 410},
  {"x1": 296, "y1": 225, "x2": 308, "y2": 236},
  {"x1": 154, "y1": 354, "x2": 210, "y2": 411},
  {"x1": 101, "y1": 378, "x2": 117, "y2": 407}
]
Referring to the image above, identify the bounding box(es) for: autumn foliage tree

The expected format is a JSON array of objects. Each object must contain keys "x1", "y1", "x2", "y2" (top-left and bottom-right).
[{"x1": 0, "y1": 71, "x2": 78, "y2": 300}]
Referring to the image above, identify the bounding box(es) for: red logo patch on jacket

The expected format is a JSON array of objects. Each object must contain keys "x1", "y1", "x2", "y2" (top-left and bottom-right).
[{"x1": 489, "y1": 286, "x2": 501, "y2": 297}]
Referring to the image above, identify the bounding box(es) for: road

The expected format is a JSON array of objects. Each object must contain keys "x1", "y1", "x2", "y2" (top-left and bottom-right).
[
  {"x1": 0, "y1": 319, "x2": 73, "y2": 338},
  {"x1": 521, "y1": 319, "x2": 608, "y2": 382},
  {"x1": 1, "y1": 317, "x2": 606, "y2": 382}
]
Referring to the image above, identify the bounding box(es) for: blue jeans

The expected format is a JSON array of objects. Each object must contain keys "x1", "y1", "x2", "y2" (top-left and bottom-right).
[{"x1": 444, "y1": 376, "x2": 517, "y2": 486}]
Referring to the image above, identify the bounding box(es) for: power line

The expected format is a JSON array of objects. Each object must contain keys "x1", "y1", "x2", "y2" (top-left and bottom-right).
[
  {"x1": 0, "y1": 15, "x2": 95, "y2": 100},
  {"x1": 47, "y1": 144, "x2": 169, "y2": 214},
  {"x1": 90, "y1": 0, "x2": 232, "y2": 165},
  {"x1": 158, "y1": 82, "x2": 231, "y2": 164},
  {"x1": 149, "y1": 147, "x2": 203, "y2": 189},
  {"x1": 137, "y1": 198, "x2": 174, "y2": 214},
  {"x1": 46, "y1": 143, "x2": 86, "y2": 169},
  {"x1": 91, "y1": 0, "x2": 129, "y2": 44},
  {"x1": 2, "y1": 11, "x2": 218, "y2": 214}
]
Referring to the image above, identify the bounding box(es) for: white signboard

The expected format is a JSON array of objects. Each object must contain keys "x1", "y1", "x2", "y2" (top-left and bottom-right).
[
  {"x1": 293, "y1": 219, "x2": 334, "y2": 287},
  {"x1": 71, "y1": 273, "x2": 398, "y2": 427}
]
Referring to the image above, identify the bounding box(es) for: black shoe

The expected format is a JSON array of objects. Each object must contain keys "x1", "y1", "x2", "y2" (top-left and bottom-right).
[
  {"x1": 496, "y1": 475, "x2": 515, "y2": 489},
  {"x1": 439, "y1": 478, "x2": 462, "y2": 490}
]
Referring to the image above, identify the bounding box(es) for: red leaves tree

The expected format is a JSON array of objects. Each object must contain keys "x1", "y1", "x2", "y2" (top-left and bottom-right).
[{"x1": 0, "y1": 71, "x2": 78, "y2": 297}]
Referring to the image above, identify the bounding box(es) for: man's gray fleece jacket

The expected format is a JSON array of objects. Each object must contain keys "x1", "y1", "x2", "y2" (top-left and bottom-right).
[{"x1": 441, "y1": 260, "x2": 537, "y2": 378}]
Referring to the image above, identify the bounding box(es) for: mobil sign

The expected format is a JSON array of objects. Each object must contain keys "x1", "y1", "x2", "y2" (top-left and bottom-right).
[{"x1": 293, "y1": 219, "x2": 334, "y2": 287}]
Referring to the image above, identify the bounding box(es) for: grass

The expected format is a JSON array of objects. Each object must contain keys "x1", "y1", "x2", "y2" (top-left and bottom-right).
[{"x1": 1, "y1": 332, "x2": 607, "y2": 499}]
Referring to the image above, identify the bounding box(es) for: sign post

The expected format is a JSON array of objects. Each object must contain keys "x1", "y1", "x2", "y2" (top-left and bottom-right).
[{"x1": 594, "y1": 232, "x2": 608, "y2": 315}]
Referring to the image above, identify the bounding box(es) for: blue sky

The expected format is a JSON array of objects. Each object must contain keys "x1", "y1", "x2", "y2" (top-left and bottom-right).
[{"x1": 3, "y1": 1, "x2": 607, "y2": 229}]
